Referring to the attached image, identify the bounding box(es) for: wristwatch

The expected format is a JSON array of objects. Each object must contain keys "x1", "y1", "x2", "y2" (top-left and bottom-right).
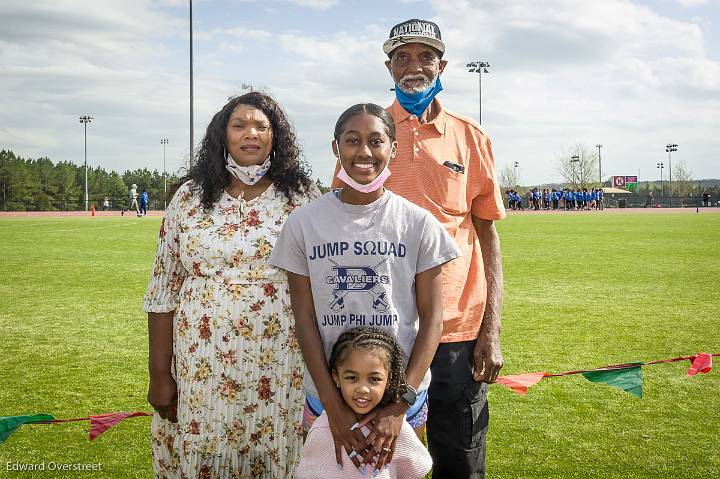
[{"x1": 400, "y1": 384, "x2": 417, "y2": 407}]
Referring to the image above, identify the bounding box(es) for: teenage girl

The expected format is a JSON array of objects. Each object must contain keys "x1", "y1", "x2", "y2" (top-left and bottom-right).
[
  {"x1": 295, "y1": 327, "x2": 432, "y2": 478},
  {"x1": 270, "y1": 104, "x2": 460, "y2": 474}
]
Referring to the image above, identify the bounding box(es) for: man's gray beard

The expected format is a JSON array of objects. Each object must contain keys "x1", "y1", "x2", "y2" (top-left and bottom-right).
[{"x1": 397, "y1": 74, "x2": 436, "y2": 94}]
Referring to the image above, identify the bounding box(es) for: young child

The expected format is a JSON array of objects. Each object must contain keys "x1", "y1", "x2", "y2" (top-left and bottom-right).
[
  {"x1": 270, "y1": 103, "x2": 460, "y2": 474},
  {"x1": 295, "y1": 327, "x2": 432, "y2": 478}
]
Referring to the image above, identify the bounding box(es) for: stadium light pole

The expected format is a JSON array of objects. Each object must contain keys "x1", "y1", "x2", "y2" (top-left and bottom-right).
[
  {"x1": 571, "y1": 155, "x2": 580, "y2": 188},
  {"x1": 161, "y1": 139, "x2": 169, "y2": 209},
  {"x1": 79, "y1": 115, "x2": 94, "y2": 211},
  {"x1": 514, "y1": 161, "x2": 519, "y2": 187},
  {"x1": 596, "y1": 144, "x2": 602, "y2": 185},
  {"x1": 189, "y1": 0, "x2": 194, "y2": 168},
  {"x1": 466, "y1": 61, "x2": 490, "y2": 125},
  {"x1": 657, "y1": 162, "x2": 664, "y2": 197},
  {"x1": 665, "y1": 143, "x2": 677, "y2": 197}
]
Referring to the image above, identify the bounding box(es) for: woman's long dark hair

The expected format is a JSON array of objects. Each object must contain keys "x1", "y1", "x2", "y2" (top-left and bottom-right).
[{"x1": 188, "y1": 91, "x2": 313, "y2": 209}]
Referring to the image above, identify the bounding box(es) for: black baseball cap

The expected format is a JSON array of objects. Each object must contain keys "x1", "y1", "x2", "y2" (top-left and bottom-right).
[{"x1": 383, "y1": 19, "x2": 445, "y2": 57}]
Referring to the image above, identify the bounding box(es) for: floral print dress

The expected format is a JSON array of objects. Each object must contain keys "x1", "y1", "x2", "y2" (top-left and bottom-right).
[{"x1": 144, "y1": 180, "x2": 318, "y2": 478}]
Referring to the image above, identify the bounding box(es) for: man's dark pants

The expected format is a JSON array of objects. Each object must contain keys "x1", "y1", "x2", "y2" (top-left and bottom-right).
[{"x1": 427, "y1": 340, "x2": 489, "y2": 479}]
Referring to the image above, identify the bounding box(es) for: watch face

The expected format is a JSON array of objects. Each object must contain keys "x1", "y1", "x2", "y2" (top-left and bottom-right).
[{"x1": 402, "y1": 389, "x2": 417, "y2": 406}]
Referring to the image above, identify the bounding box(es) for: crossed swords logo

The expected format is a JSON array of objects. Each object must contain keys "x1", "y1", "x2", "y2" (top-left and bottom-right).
[{"x1": 327, "y1": 259, "x2": 390, "y2": 313}]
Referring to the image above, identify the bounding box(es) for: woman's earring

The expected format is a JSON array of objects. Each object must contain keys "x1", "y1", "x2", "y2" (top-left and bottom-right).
[{"x1": 336, "y1": 383, "x2": 340, "y2": 389}]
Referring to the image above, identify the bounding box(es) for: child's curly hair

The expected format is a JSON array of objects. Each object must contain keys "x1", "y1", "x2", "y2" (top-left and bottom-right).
[{"x1": 328, "y1": 327, "x2": 408, "y2": 406}]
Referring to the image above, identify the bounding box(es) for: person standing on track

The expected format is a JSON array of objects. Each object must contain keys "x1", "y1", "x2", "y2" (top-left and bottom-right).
[
  {"x1": 130, "y1": 183, "x2": 139, "y2": 212},
  {"x1": 139, "y1": 189, "x2": 149, "y2": 216}
]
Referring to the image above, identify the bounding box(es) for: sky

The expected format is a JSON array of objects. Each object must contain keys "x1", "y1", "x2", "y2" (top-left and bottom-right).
[{"x1": 1, "y1": 0, "x2": 718, "y2": 186}]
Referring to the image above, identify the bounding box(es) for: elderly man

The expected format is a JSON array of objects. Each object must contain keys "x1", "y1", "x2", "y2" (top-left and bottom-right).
[
  {"x1": 332, "y1": 18, "x2": 505, "y2": 478},
  {"x1": 380, "y1": 19, "x2": 505, "y2": 478}
]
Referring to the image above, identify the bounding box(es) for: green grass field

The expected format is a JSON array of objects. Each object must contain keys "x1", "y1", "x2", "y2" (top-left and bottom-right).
[{"x1": 1, "y1": 212, "x2": 718, "y2": 478}]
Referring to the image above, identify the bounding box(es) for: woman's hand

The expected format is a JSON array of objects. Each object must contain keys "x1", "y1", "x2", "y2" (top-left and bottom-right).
[
  {"x1": 148, "y1": 373, "x2": 178, "y2": 423},
  {"x1": 357, "y1": 402, "x2": 407, "y2": 472},
  {"x1": 325, "y1": 397, "x2": 368, "y2": 471},
  {"x1": 147, "y1": 312, "x2": 176, "y2": 421}
]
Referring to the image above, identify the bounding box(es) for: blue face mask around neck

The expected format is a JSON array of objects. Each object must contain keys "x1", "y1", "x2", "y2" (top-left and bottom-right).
[{"x1": 395, "y1": 75, "x2": 443, "y2": 117}]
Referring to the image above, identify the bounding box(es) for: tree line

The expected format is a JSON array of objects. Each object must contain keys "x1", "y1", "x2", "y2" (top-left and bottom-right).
[
  {"x1": 0, "y1": 149, "x2": 182, "y2": 211},
  {"x1": 2, "y1": 146, "x2": 712, "y2": 212}
]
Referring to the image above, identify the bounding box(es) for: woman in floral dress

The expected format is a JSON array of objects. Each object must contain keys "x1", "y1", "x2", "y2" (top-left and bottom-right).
[{"x1": 144, "y1": 91, "x2": 319, "y2": 478}]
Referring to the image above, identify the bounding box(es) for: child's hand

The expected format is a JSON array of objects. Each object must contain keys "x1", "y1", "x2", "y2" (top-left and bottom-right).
[
  {"x1": 357, "y1": 402, "x2": 407, "y2": 472},
  {"x1": 326, "y1": 399, "x2": 368, "y2": 472}
]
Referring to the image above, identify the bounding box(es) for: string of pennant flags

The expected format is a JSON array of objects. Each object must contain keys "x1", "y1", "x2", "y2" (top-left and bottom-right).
[
  {"x1": 0, "y1": 411, "x2": 152, "y2": 445},
  {"x1": 495, "y1": 352, "x2": 715, "y2": 397},
  {"x1": 1, "y1": 353, "x2": 714, "y2": 445}
]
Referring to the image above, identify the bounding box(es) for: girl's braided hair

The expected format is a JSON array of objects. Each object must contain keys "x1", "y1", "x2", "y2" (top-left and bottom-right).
[{"x1": 328, "y1": 327, "x2": 408, "y2": 406}]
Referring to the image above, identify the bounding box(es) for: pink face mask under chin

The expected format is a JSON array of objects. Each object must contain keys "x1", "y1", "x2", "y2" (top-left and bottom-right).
[{"x1": 335, "y1": 164, "x2": 392, "y2": 193}]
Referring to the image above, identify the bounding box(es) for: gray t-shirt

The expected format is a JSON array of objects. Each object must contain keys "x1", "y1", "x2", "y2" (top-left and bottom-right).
[{"x1": 270, "y1": 190, "x2": 461, "y2": 398}]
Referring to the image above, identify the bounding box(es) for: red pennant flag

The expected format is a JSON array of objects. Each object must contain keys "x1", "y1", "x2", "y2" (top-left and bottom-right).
[
  {"x1": 88, "y1": 412, "x2": 151, "y2": 441},
  {"x1": 687, "y1": 353, "x2": 712, "y2": 376},
  {"x1": 495, "y1": 372, "x2": 547, "y2": 395}
]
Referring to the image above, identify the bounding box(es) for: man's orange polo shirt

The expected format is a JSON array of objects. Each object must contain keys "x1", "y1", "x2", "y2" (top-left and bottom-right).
[
  {"x1": 387, "y1": 98, "x2": 505, "y2": 342},
  {"x1": 334, "y1": 98, "x2": 505, "y2": 342}
]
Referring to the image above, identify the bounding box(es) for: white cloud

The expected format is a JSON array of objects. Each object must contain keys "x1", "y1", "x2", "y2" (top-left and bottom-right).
[
  {"x1": 0, "y1": 0, "x2": 192, "y2": 170},
  {"x1": 230, "y1": 0, "x2": 338, "y2": 8},
  {"x1": 428, "y1": 0, "x2": 719, "y2": 183},
  {"x1": 223, "y1": 27, "x2": 274, "y2": 41},
  {"x1": 278, "y1": 31, "x2": 381, "y2": 67},
  {"x1": 286, "y1": 0, "x2": 338, "y2": 9},
  {"x1": 677, "y1": 0, "x2": 709, "y2": 7},
  {"x1": 1, "y1": 0, "x2": 717, "y2": 185}
]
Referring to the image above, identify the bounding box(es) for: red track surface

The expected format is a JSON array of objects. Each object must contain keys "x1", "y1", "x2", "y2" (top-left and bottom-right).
[
  {"x1": 0, "y1": 211, "x2": 162, "y2": 217},
  {"x1": 2, "y1": 208, "x2": 719, "y2": 217}
]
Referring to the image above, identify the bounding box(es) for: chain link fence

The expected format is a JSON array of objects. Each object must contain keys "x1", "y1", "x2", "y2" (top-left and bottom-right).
[
  {"x1": 605, "y1": 194, "x2": 718, "y2": 208},
  {"x1": 505, "y1": 195, "x2": 718, "y2": 210}
]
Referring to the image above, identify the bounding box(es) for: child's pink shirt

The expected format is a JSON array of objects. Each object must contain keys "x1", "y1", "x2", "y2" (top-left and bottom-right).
[{"x1": 295, "y1": 411, "x2": 432, "y2": 479}]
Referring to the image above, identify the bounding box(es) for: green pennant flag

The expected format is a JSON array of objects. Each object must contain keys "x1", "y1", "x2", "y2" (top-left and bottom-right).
[
  {"x1": 581, "y1": 365, "x2": 643, "y2": 398},
  {"x1": 0, "y1": 414, "x2": 54, "y2": 444}
]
